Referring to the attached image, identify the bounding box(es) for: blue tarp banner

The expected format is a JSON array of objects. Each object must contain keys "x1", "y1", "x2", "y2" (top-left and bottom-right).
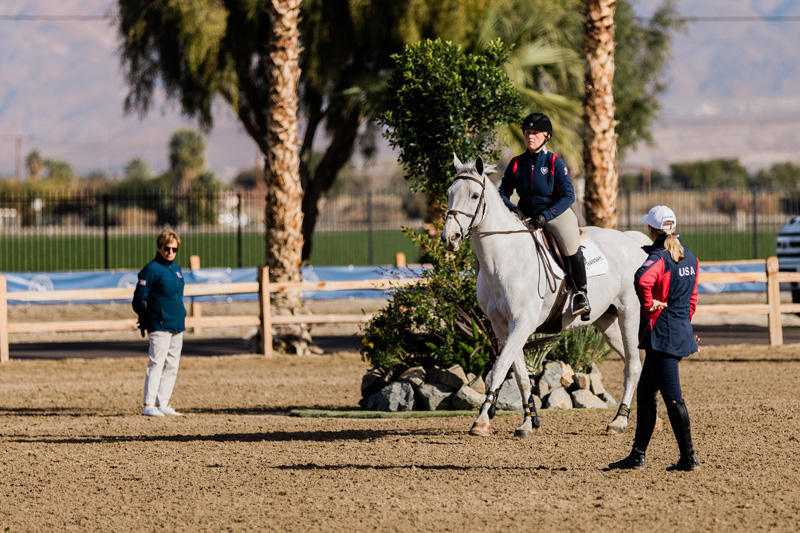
[
  {"x1": 2, "y1": 266, "x2": 428, "y2": 304},
  {"x1": 696, "y1": 262, "x2": 766, "y2": 294},
  {"x1": 1, "y1": 262, "x2": 765, "y2": 304}
]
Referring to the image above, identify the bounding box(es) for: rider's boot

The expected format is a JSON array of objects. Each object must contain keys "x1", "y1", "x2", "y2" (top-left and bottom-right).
[
  {"x1": 608, "y1": 447, "x2": 646, "y2": 469},
  {"x1": 568, "y1": 250, "x2": 591, "y2": 320},
  {"x1": 665, "y1": 398, "x2": 700, "y2": 472}
]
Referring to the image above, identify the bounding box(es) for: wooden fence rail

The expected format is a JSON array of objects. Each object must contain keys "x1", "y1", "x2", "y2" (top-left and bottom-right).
[
  {"x1": 1, "y1": 256, "x2": 798, "y2": 363},
  {"x1": 0, "y1": 266, "x2": 423, "y2": 362}
]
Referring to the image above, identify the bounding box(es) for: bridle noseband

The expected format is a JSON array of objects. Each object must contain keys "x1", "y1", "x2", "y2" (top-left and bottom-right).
[{"x1": 445, "y1": 173, "x2": 486, "y2": 239}]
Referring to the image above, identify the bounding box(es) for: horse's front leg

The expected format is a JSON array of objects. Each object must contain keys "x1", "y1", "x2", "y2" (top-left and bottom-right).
[
  {"x1": 469, "y1": 326, "x2": 527, "y2": 437},
  {"x1": 511, "y1": 353, "x2": 539, "y2": 439}
]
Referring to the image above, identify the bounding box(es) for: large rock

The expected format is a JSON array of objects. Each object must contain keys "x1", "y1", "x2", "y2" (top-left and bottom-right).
[
  {"x1": 558, "y1": 361, "x2": 575, "y2": 388},
  {"x1": 545, "y1": 387, "x2": 573, "y2": 410},
  {"x1": 361, "y1": 368, "x2": 398, "y2": 400},
  {"x1": 364, "y1": 382, "x2": 414, "y2": 411},
  {"x1": 436, "y1": 365, "x2": 469, "y2": 390},
  {"x1": 571, "y1": 389, "x2": 607, "y2": 409},
  {"x1": 599, "y1": 391, "x2": 617, "y2": 408},
  {"x1": 397, "y1": 367, "x2": 426, "y2": 388},
  {"x1": 573, "y1": 372, "x2": 591, "y2": 390},
  {"x1": 541, "y1": 361, "x2": 563, "y2": 389},
  {"x1": 361, "y1": 369, "x2": 384, "y2": 395},
  {"x1": 496, "y1": 377, "x2": 523, "y2": 410},
  {"x1": 451, "y1": 385, "x2": 484, "y2": 410},
  {"x1": 468, "y1": 374, "x2": 486, "y2": 394},
  {"x1": 536, "y1": 377, "x2": 550, "y2": 398},
  {"x1": 417, "y1": 382, "x2": 453, "y2": 411},
  {"x1": 590, "y1": 373, "x2": 606, "y2": 396}
]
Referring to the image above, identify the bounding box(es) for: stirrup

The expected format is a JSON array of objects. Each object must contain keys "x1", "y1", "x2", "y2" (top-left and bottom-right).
[{"x1": 572, "y1": 291, "x2": 590, "y2": 318}]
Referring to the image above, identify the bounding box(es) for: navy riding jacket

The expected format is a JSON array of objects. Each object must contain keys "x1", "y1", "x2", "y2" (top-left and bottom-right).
[
  {"x1": 132, "y1": 253, "x2": 186, "y2": 334},
  {"x1": 498, "y1": 149, "x2": 575, "y2": 221},
  {"x1": 634, "y1": 234, "x2": 699, "y2": 357}
]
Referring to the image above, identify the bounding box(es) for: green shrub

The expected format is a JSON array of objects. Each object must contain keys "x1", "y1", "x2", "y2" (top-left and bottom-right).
[
  {"x1": 360, "y1": 225, "x2": 496, "y2": 376},
  {"x1": 548, "y1": 327, "x2": 612, "y2": 373}
]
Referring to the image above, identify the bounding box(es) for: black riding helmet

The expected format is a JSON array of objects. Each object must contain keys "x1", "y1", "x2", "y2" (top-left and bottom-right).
[{"x1": 521, "y1": 112, "x2": 553, "y2": 138}]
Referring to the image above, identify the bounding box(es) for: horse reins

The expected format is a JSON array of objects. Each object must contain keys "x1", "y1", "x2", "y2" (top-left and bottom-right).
[{"x1": 446, "y1": 171, "x2": 559, "y2": 295}]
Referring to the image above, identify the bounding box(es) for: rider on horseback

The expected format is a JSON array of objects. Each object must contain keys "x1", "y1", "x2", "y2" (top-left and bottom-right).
[{"x1": 498, "y1": 112, "x2": 591, "y2": 318}]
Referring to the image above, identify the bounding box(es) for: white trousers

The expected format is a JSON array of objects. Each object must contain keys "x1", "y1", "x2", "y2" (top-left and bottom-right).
[{"x1": 143, "y1": 331, "x2": 183, "y2": 407}]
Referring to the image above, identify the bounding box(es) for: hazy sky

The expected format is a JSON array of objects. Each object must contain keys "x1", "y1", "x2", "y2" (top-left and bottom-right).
[
  {"x1": 2, "y1": 0, "x2": 800, "y2": 180},
  {"x1": 0, "y1": 0, "x2": 256, "y2": 181}
]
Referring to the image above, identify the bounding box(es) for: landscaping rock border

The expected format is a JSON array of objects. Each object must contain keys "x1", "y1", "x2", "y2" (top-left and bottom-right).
[{"x1": 360, "y1": 360, "x2": 616, "y2": 412}]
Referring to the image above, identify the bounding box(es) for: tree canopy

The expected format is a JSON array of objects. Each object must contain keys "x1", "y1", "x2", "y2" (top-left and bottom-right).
[{"x1": 380, "y1": 39, "x2": 522, "y2": 201}]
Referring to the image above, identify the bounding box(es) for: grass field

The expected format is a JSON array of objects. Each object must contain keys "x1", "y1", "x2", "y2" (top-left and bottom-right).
[
  {"x1": 0, "y1": 229, "x2": 422, "y2": 271},
  {"x1": 0, "y1": 228, "x2": 778, "y2": 272}
]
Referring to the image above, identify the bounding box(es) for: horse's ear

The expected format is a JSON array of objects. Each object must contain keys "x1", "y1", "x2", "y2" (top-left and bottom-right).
[
  {"x1": 475, "y1": 156, "x2": 484, "y2": 175},
  {"x1": 453, "y1": 153, "x2": 463, "y2": 171}
]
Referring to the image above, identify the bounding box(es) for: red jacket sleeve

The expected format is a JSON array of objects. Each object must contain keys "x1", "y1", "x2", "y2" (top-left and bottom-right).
[{"x1": 636, "y1": 257, "x2": 665, "y2": 311}]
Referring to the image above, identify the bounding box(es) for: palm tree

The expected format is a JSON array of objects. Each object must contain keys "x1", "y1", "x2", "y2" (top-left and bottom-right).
[
  {"x1": 265, "y1": 0, "x2": 312, "y2": 354},
  {"x1": 583, "y1": 0, "x2": 618, "y2": 228},
  {"x1": 473, "y1": 0, "x2": 585, "y2": 167}
]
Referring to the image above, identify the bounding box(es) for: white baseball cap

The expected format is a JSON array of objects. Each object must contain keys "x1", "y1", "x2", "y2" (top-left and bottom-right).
[{"x1": 641, "y1": 205, "x2": 677, "y2": 230}]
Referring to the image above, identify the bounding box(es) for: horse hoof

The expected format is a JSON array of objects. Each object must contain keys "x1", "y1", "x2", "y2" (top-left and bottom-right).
[
  {"x1": 469, "y1": 423, "x2": 491, "y2": 436},
  {"x1": 514, "y1": 429, "x2": 532, "y2": 439},
  {"x1": 606, "y1": 419, "x2": 626, "y2": 435}
]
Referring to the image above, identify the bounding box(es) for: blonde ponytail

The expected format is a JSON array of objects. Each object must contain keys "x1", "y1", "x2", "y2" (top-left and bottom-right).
[
  {"x1": 664, "y1": 234, "x2": 685, "y2": 263},
  {"x1": 650, "y1": 222, "x2": 684, "y2": 262}
]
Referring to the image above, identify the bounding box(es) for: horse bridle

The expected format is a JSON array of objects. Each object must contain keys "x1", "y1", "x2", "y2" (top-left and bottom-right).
[
  {"x1": 445, "y1": 171, "x2": 559, "y2": 295},
  {"x1": 444, "y1": 173, "x2": 486, "y2": 239}
]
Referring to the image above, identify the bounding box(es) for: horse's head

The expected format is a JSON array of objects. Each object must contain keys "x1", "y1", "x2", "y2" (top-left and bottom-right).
[{"x1": 441, "y1": 154, "x2": 496, "y2": 251}]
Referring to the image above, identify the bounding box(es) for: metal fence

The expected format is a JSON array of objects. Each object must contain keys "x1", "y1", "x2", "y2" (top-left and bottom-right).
[
  {"x1": 0, "y1": 188, "x2": 425, "y2": 271},
  {"x1": 0, "y1": 186, "x2": 797, "y2": 271}
]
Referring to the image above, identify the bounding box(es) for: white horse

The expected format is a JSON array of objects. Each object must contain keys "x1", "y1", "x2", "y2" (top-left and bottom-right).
[{"x1": 441, "y1": 154, "x2": 647, "y2": 438}]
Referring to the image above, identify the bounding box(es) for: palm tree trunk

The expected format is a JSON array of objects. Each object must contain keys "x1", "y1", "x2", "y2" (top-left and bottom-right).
[
  {"x1": 583, "y1": 0, "x2": 618, "y2": 229},
  {"x1": 265, "y1": 0, "x2": 311, "y2": 354}
]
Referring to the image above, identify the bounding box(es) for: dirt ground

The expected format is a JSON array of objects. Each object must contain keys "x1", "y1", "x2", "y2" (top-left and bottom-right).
[
  {"x1": 2, "y1": 297, "x2": 800, "y2": 531},
  {"x1": 3, "y1": 296, "x2": 800, "y2": 531}
]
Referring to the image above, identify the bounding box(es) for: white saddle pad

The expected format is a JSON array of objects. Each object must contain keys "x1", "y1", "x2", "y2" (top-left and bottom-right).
[
  {"x1": 583, "y1": 241, "x2": 609, "y2": 278},
  {"x1": 535, "y1": 232, "x2": 608, "y2": 279}
]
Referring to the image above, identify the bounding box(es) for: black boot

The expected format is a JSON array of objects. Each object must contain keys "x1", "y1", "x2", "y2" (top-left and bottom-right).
[
  {"x1": 665, "y1": 398, "x2": 700, "y2": 472},
  {"x1": 567, "y1": 250, "x2": 591, "y2": 320},
  {"x1": 609, "y1": 392, "x2": 657, "y2": 470},
  {"x1": 609, "y1": 447, "x2": 646, "y2": 469}
]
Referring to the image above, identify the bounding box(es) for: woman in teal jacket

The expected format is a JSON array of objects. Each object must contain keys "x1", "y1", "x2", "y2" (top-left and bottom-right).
[{"x1": 132, "y1": 229, "x2": 186, "y2": 417}]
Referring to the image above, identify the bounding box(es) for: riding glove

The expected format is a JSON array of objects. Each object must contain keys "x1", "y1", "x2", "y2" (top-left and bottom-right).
[{"x1": 531, "y1": 214, "x2": 547, "y2": 229}]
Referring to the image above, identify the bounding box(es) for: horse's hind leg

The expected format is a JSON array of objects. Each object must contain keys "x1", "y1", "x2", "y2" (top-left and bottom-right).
[
  {"x1": 512, "y1": 353, "x2": 539, "y2": 439},
  {"x1": 592, "y1": 313, "x2": 642, "y2": 434}
]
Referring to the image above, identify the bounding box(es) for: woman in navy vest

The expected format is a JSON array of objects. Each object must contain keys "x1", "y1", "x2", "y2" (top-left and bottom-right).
[
  {"x1": 609, "y1": 205, "x2": 700, "y2": 471},
  {"x1": 498, "y1": 112, "x2": 589, "y2": 319}
]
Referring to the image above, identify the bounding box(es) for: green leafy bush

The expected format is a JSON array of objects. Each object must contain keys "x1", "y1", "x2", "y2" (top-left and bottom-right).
[
  {"x1": 360, "y1": 225, "x2": 496, "y2": 376},
  {"x1": 548, "y1": 327, "x2": 612, "y2": 373}
]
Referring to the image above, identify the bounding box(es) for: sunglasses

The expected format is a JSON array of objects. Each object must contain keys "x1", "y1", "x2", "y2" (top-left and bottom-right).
[{"x1": 162, "y1": 246, "x2": 179, "y2": 253}]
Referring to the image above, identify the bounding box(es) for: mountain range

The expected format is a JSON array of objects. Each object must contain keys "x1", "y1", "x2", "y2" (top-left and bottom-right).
[{"x1": 1, "y1": 0, "x2": 799, "y2": 180}]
